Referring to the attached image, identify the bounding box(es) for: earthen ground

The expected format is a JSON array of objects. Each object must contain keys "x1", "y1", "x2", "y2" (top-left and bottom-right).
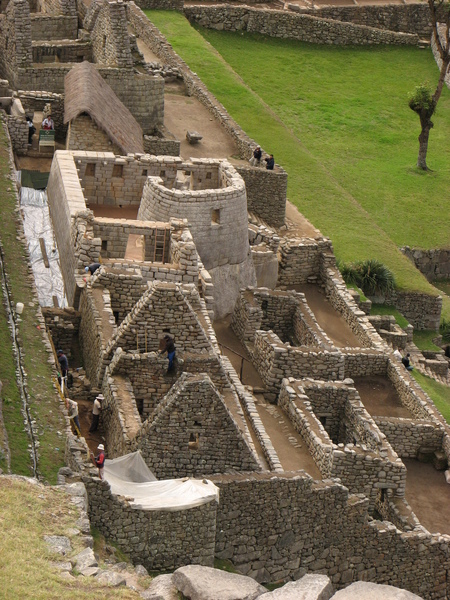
[
  {"x1": 403, "y1": 458, "x2": 450, "y2": 535},
  {"x1": 213, "y1": 316, "x2": 321, "y2": 474},
  {"x1": 292, "y1": 283, "x2": 362, "y2": 348},
  {"x1": 352, "y1": 375, "x2": 412, "y2": 418}
]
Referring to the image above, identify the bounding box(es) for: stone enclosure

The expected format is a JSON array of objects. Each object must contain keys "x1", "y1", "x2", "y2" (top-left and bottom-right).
[{"x1": 2, "y1": 0, "x2": 450, "y2": 598}]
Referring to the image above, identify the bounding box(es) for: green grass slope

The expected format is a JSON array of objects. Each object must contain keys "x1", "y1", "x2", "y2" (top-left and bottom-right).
[{"x1": 145, "y1": 11, "x2": 449, "y2": 319}]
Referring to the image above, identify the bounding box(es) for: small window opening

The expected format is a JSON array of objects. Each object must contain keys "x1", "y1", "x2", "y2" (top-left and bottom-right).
[
  {"x1": 188, "y1": 432, "x2": 199, "y2": 450},
  {"x1": 85, "y1": 163, "x2": 96, "y2": 177},
  {"x1": 102, "y1": 35, "x2": 107, "y2": 48},
  {"x1": 142, "y1": 169, "x2": 148, "y2": 176},
  {"x1": 319, "y1": 416, "x2": 327, "y2": 427},
  {"x1": 261, "y1": 300, "x2": 269, "y2": 311},
  {"x1": 206, "y1": 171, "x2": 212, "y2": 179},
  {"x1": 113, "y1": 310, "x2": 119, "y2": 324},
  {"x1": 160, "y1": 170, "x2": 166, "y2": 178},
  {"x1": 101, "y1": 240, "x2": 107, "y2": 251},
  {"x1": 212, "y1": 209, "x2": 220, "y2": 225},
  {"x1": 380, "y1": 488, "x2": 387, "y2": 502},
  {"x1": 112, "y1": 164, "x2": 123, "y2": 178},
  {"x1": 136, "y1": 398, "x2": 143, "y2": 416}
]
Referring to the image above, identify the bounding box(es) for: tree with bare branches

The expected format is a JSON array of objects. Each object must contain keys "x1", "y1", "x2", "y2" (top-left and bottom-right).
[{"x1": 409, "y1": 0, "x2": 450, "y2": 170}]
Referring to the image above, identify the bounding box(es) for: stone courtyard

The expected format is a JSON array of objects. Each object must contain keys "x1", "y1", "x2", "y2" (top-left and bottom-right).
[{"x1": 1, "y1": 0, "x2": 450, "y2": 597}]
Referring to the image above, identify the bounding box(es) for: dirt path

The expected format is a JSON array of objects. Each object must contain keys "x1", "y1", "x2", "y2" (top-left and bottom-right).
[
  {"x1": 352, "y1": 375, "x2": 412, "y2": 418},
  {"x1": 292, "y1": 283, "x2": 362, "y2": 348},
  {"x1": 403, "y1": 458, "x2": 450, "y2": 535}
]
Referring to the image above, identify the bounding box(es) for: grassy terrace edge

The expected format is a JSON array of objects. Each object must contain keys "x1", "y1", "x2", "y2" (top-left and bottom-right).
[
  {"x1": 144, "y1": 10, "x2": 450, "y2": 321},
  {"x1": 0, "y1": 119, "x2": 65, "y2": 482}
]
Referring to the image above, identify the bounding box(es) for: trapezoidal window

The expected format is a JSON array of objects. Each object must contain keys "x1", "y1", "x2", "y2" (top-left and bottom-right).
[
  {"x1": 85, "y1": 163, "x2": 96, "y2": 177},
  {"x1": 112, "y1": 164, "x2": 123, "y2": 178},
  {"x1": 211, "y1": 209, "x2": 220, "y2": 225},
  {"x1": 188, "y1": 432, "x2": 199, "y2": 450}
]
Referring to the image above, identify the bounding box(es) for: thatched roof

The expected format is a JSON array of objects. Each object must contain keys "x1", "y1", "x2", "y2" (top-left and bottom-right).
[{"x1": 64, "y1": 62, "x2": 144, "y2": 155}]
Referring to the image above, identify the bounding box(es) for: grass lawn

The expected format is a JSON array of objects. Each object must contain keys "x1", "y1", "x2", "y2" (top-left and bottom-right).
[
  {"x1": 145, "y1": 11, "x2": 450, "y2": 320},
  {"x1": 0, "y1": 478, "x2": 143, "y2": 600},
  {"x1": 412, "y1": 371, "x2": 450, "y2": 423},
  {"x1": 413, "y1": 329, "x2": 443, "y2": 352},
  {"x1": 370, "y1": 304, "x2": 409, "y2": 328},
  {"x1": 0, "y1": 122, "x2": 66, "y2": 482}
]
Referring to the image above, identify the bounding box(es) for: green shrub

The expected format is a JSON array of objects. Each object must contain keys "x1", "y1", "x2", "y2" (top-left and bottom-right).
[
  {"x1": 440, "y1": 318, "x2": 450, "y2": 343},
  {"x1": 339, "y1": 259, "x2": 395, "y2": 296}
]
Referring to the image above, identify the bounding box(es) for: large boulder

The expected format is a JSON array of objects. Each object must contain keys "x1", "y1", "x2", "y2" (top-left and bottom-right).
[
  {"x1": 258, "y1": 575, "x2": 334, "y2": 600},
  {"x1": 331, "y1": 582, "x2": 424, "y2": 599},
  {"x1": 172, "y1": 565, "x2": 266, "y2": 600},
  {"x1": 141, "y1": 573, "x2": 179, "y2": 600}
]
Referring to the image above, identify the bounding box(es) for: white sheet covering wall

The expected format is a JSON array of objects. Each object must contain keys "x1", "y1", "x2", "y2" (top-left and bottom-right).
[{"x1": 103, "y1": 451, "x2": 220, "y2": 511}]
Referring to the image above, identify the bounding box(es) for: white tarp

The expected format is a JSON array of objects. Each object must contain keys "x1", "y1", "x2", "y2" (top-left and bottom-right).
[
  {"x1": 103, "y1": 451, "x2": 220, "y2": 511},
  {"x1": 20, "y1": 186, "x2": 66, "y2": 307}
]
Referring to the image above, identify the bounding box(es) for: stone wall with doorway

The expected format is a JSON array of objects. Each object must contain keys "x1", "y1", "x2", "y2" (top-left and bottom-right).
[{"x1": 19, "y1": 90, "x2": 65, "y2": 139}]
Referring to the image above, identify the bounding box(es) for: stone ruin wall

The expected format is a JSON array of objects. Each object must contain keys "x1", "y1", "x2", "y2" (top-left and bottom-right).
[
  {"x1": 42, "y1": 306, "x2": 81, "y2": 352},
  {"x1": 37, "y1": 0, "x2": 77, "y2": 17},
  {"x1": 183, "y1": 5, "x2": 420, "y2": 47},
  {"x1": 19, "y1": 90, "x2": 65, "y2": 139},
  {"x1": 6, "y1": 114, "x2": 27, "y2": 154},
  {"x1": 126, "y1": 1, "x2": 288, "y2": 228},
  {"x1": 374, "y1": 416, "x2": 444, "y2": 459},
  {"x1": 30, "y1": 14, "x2": 78, "y2": 40},
  {"x1": 83, "y1": 474, "x2": 218, "y2": 572},
  {"x1": 86, "y1": 0, "x2": 133, "y2": 69},
  {"x1": 66, "y1": 116, "x2": 122, "y2": 154},
  {"x1": 134, "y1": 373, "x2": 262, "y2": 479},
  {"x1": 211, "y1": 472, "x2": 450, "y2": 598},
  {"x1": 401, "y1": 246, "x2": 450, "y2": 282}
]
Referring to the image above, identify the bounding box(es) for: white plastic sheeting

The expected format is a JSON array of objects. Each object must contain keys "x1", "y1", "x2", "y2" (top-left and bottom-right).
[
  {"x1": 20, "y1": 186, "x2": 66, "y2": 307},
  {"x1": 103, "y1": 451, "x2": 220, "y2": 511}
]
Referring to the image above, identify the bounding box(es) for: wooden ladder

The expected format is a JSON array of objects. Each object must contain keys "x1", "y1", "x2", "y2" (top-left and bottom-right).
[{"x1": 153, "y1": 228, "x2": 167, "y2": 263}]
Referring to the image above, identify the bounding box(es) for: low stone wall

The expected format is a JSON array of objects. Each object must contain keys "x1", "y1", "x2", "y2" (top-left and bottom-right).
[
  {"x1": 183, "y1": 5, "x2": 420, "y2": 46},
  {"x1": 32, "y1": 40, "x2": 93, "y2": 64},
  {"x1": 143, "y1": 132, "x2": 180, "y2": 157},
  {"x1": 133, "y1": 0, "x2": 183, "y2": 9},
  {"x1": 83, "y1": 475, "x2": 217, "y2": 571},
  {"x1": 277, "y1": 237, "x2": 333, "y2": 287},
  {"x1": 343, "y1": 349, "x2": 388, "y2": 378},
  {"x1": 401, "y1": 246, "x2": 450, "y2": 282},
  {"x1": 211, "y1": 471, "x2": 450, "y2": 597},
  {"x1": 78, "y1": 286, "x2": 110, "y2": 388},
  {"x1": 390, "y1": 290, "x2": 442, "y2": 331},
  {"x1": 236, "y1": 165, "x2": 287, "y2": 228},
  {"x1": 30, "y1": 14, "x2": 78, "y2": 40},
  {"x1": 252, "y1": 330, "x2": 344, "y2": 398},
  {"x1": 388, "y1": 360, "x2": 438, "y2": 422},
  {"x1": 287, "y1": 3, "x2": 433, "y2": 39},
  {"x1": 375, "y1": 416, "x2": 444, "y2": 459},
  {"x1": 6, "y1": 114, "x2": 28, "y2": 155}
]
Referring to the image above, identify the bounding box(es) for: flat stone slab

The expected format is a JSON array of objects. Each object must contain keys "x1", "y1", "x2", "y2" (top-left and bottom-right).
[
  {"x1": 43, "y1": 535, "x2": 72, "y2": 556},
  {"x1": 96, "y1": 570, "x2": 127, "y2": 587},
  {"x1": 172, "y1": 565, "x2": 266, "y2": 600},
  {"x1": 141, "y1": 573, "x2": 179, "y2": 600},
  {"x1": 74, "y1": 547, "x2": 98, "y2": 571},
  {"x1": 258, "y1": 575, "x2": 334, "y2": 600},
  {"x1": 331, "y1": 582, "x2": 424, "y2": 599}
]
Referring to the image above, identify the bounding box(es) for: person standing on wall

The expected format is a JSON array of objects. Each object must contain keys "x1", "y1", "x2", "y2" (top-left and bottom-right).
[
  {"x1": 249, "y1": 146, "x2": 262, "y2": 166},
  {"x1": 91, "y1": 444, "x2": 105, "y2": 480},
  {"x1": 159, "y1": 334, "x2": 176, "y2": 374},
  {"x1": 89, "y1": 393, "x2": 103, "y2": 432},
  {"x1": 66, "y1": 398, "x2": 81, "y2": 436},
  {"x1": 264, "y1": 154, "x2": 275, "y2": 170}
]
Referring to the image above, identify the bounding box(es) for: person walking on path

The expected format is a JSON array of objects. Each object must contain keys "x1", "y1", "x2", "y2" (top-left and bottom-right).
[
  {"x1": 91, "y1": 444, "x2": 105, "y2": 480},
  {"x1": 66, "y1": 398, "x2": 81, "y2": 436},
  {"x1": 89, "y1": 394, "x2": 103, "y2": 432},
  {"x1": 159, "y1": 334, "x2": 176, "y2": 374}
]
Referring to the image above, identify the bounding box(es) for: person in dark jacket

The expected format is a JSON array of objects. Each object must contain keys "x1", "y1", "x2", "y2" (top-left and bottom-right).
[
  {"x1": 264, "y1": 154, "x2": 275, "y2": 170},
  {"x1": 402, "y1": 353, "x2": 413, "y2": 371},
  {"x1": 250, "y1": 146, "x2": 262, "y2": 166},
  {"x1": 85, "y1": 263, "x2": 101, "y2": 275},
  {"x1": 57, "y1": 349, "x2": 69, "y2": 378},
  {"x1": 160, "y1": 334, "x2": 176, "y2": 373}
]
